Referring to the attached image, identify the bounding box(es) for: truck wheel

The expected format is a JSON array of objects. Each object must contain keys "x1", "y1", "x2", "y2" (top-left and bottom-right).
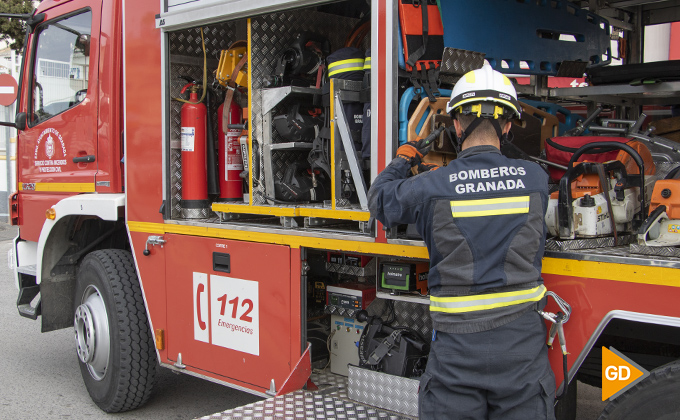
[
  {"x1": 73, "y1": 249, "x2": 157, "y2": 412},
  {"x1": 597, "y1": 360, "x2": 680, "y2": 420}
]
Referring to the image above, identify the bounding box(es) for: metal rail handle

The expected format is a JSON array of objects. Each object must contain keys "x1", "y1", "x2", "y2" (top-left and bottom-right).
[{"x1": 567, "y1": 141, "x2": 644, "y2": 171}]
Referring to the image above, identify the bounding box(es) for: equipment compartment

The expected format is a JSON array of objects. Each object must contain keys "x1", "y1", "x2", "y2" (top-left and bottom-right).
[{"x1": 164, "y1": 2, "x2": 372, "y2": 231}]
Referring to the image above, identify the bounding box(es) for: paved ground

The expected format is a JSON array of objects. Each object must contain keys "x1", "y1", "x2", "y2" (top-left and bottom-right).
[
  {"x1": 0, "y1": 221, "x2": 18, "y2": 241},
  {"x1": 0, "y1": 223, "x2": 607, "y2": 419}
]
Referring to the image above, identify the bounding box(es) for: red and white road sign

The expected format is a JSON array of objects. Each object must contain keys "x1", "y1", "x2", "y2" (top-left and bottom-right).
[{"x1": 0, "y1": 74, "x2": 18, "y2": 107}]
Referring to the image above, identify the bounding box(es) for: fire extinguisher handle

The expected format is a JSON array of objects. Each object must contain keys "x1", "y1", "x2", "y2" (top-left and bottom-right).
[
  {"x1": 179, "y1": 75, "x2": 199, "y2": 94},
  {"x1": 180, "y1": 82, "x2": 195, "y2": 94}
]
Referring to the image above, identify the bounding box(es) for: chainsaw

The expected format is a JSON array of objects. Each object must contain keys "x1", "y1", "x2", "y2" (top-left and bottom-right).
[
  {"x1": 546, "y1": 141, "x2": 657, "y2": 241},
  {"x1": 637, "y1": 166, "x2": 680, "y2": 249}
]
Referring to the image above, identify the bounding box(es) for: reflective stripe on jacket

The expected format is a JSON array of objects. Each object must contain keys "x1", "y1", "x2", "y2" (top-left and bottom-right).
[{"x1": 430, "y1": 284, "x2": 546, "y2": 313}]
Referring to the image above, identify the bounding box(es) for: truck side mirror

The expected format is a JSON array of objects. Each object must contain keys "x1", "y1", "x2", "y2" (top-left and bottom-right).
[
  {"x1": 15, "y1": 112, "x2": 26, "y2": 131},
  {"x1": 75, "y1": 34, "x2": 90, "y2": 57}
]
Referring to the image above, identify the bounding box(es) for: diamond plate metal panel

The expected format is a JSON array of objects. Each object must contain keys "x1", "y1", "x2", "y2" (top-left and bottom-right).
[
  {"x1": 169, "y1": 23, "x2": 246, "y2": 219},
  {"x1": 311, "y1": 370, "x2": 349, "y2": 397},
  {"x1": 440, "y1": 47, "x2": 486, "y2": 76},
  {"x1": 348, "y1": 366, "x2": 420, "y2": 418},
  {"x1": 335, "y1": 198, "x2": 353, "y2": 208},
  {"x1": 325, "y1": 258, "x2": 377, "y2": 277},
  {"x1": 181, "y1": 207, "x2": 211, "y2": 219},
  {"x1": 545, "y1": 234, "x2": 635, "y2": 252},
  {"x1": 367, "y1": 299, "x2": 432, "y2": 341},
  {"x1": 545, "y1": 243, "x2": 680, "y2": 267},
  {"x1": 630, "y1": 243, "x2": 680, "y2": 258},
  {"x1": 203, "y1": 389, "x2": 413, "y2": 420},
  {"x1": 555, "y1": 60, "x2": 589, "y2": 78},
  {"x1": 171, "y1": 149, "x2": 183, "y2": 218},
  {"x1": 251, "y1": 10, "x2": 363, "y2": 205}
]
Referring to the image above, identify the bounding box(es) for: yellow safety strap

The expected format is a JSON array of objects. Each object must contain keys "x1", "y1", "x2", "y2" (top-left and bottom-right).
[{"x1": 430, "y1": 285, "x2": 546, "y2": 313}]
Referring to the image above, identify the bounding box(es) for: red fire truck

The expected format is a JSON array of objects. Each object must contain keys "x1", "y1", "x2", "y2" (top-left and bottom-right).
[{"x1": 4, "y1": 0, "x2": 680, "y2": 418}]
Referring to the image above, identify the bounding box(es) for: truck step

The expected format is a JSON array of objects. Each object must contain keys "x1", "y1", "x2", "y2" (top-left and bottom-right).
[
  {"x1": 212, "y1": 389, "x2": 415, "y2": 420},
  {"x1": 17, "y1": 302, "x2": 41, "y2": 319},
  {"x1": 16, "y1": 284, "x2": 41, "y2": 320},
  {"x1": 210, "y1": 371, "x2": 416, "y2": 419},
  {"x1": 16, "y1": 264, "x2": 37, "y2": 276}
]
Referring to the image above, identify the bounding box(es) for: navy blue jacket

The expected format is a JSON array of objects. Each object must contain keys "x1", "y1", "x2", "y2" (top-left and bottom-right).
[{"x1": 368, "y1": 145, "x2": 549, "y2": 333}]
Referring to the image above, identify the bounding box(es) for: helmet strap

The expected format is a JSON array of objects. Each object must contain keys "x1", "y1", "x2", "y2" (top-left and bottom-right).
[
  {"x1": 490, "y1": 119, "x2": 503, "y2": 140},
  {"x1": 500, "y1": 130, "x2": 514, "y2": 147},
  {"x1": 445, "y1": 126, "x2": 460, "y2": 153}
]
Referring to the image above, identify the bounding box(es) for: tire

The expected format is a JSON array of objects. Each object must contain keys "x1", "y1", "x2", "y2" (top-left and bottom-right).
[
  {"x1": 554, "y1": 379, "x2": 577, "y2": 420},
  {"x1": 73, "y1": 249, "x2": 157, "y2": 412},
  {"x1": 597, "y1": 360, "x2": 680, "y2": 420}
]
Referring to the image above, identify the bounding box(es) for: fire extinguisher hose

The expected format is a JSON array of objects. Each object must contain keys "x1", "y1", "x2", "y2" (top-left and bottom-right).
[{"x1": 173, "y1": 27, "x2": 207, "y2": 105}]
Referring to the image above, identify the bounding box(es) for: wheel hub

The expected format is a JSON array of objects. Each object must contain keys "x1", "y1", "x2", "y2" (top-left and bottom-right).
[
  {"x1": 73, "y1": 285, "x2": 110, "y2": 381},
  {"x1": 74, "y1": 304, "x2": 96, "y2": 363}
]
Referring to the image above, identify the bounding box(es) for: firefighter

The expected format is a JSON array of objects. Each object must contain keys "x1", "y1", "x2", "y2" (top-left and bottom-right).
[{"x1": 367, "y1": 63, "x2": 555, "y2": 420}]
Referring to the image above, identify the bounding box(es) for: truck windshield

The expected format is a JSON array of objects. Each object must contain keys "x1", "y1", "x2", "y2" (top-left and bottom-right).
[{"x1": 30, "y1": 10, "x2": 91, "y2": 126}]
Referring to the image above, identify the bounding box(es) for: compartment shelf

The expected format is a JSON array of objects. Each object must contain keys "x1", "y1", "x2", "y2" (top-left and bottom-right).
[
  {"x1": 262, "y1": 86, "x2": 322, "y2": 114},
  {"x1": 376, "y1": 291, "x2": 429, "y2": 305},
  {"x1": 550, "y1": 81, "x2": 680, "y2": 106}
]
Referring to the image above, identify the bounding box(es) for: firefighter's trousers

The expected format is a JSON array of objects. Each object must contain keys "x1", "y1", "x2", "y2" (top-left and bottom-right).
[{"x1": 418, "y1": 309, "x2": 556, "y2": 420}]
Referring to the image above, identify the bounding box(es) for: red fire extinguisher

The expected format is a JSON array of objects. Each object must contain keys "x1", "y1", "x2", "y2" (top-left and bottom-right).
[
  {"x1": 217, "y1": 97, "x2": 244, "y2": 201},
  {"x1": 180, "y1": 83, "x2": 209, "y2": 212}
]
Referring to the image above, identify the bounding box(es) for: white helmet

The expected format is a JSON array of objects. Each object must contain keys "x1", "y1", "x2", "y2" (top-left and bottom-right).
[{"x1": 446, "y1": 63, "x2": 521, "y2": 120}]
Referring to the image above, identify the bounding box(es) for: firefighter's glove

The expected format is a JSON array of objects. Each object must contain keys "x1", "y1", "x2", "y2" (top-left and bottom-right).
[
  {"x1": 395, "y1": 143, "x2": 424, "y2": 167},
  {"x1": 410, "y1": 162, "x2": 440, "y2": 176},
  {"x1": 395, "y1": 127, "x2": 444, "y2": 165}
]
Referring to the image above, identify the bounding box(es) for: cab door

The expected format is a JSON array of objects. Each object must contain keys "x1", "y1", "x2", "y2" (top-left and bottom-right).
[{"x1": 17, "y1": 1, "x2": 101, "y2": 194}]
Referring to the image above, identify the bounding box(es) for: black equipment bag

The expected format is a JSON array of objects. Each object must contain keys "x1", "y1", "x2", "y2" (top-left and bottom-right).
[
  {"x1": 358, "y1": 313, "x2": 429, "y2": 378},
  {"x1": 274, "y1": 161, "x2": 329, "y2": 202}
]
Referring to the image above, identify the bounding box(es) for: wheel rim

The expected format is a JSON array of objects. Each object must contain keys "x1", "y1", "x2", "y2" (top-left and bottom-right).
[{"x1": 74, "y1": 285, "x2": 110, "y2": 381}]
